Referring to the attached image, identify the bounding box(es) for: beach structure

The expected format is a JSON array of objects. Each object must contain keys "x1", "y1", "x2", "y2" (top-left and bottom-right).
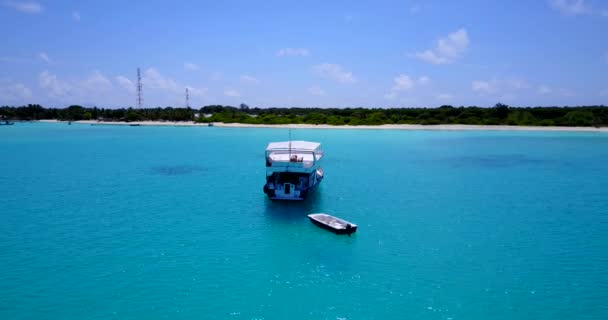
[
  {"x1": 263, "y1": 140, "x2": 324, "y2": 200},
  {"x1": 308, "y1": 213, "x2": 357, "y2": 235}
]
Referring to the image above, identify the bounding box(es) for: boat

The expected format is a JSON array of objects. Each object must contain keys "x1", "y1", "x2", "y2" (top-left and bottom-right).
[
  {"x1": 308, "y1": 213, "x2": 357, "y2": 235},
  {"x1": 0, "y1": 120, "x2": 14, "y2": 125},
  {"x1": 263, "y1": 140, "x2": 324, "y2": 200},
  {"x1": 129, "y1": 123, "x2": 141, "y2": 126}
]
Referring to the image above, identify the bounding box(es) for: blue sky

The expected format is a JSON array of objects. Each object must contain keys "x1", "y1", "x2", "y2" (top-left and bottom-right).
[{"x1": 1, "y1": 0, "x2": 607, "y2": 108}]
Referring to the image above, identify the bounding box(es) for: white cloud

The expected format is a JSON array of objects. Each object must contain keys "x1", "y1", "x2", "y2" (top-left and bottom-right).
[
  {"x1": 537, "y1": 85, "x2": 573, "y2": 96},
  {"x1": 469, "y1": 78, "x2": 529, "y2": 96},
  {"x1": 141, "y1": 67, "x2": 206, "y2": 100},
  {"x1": 549, "y1": 0, "x2": 591, "y2": 15},
  {"x1": 186, "y1": 86, "x2": 207, "y2": 97},
  {"x1": 84, "y1": 71, "x2": 113, "y2": 91},
  {"x1": 276, "y1": 48, "x2": 310, "y2": 57},
  {"x1": 384, "y1": 74, "x2": 430, "y2": 100},
  {"x1": 416, "y1": 51, "x2": 444, "y2": 65},
  {"x1": 38, "y1": 70, "x2": 115, "y2": 100},
  {"x1": 313, "y1": 63, "x2": 356, "y2": 83},
  {"x1": 184, "y1": 62, "x2": 199, "y2": 71},
  {"x1": 3, "y1": 1, "x2": 42, "y2": 14},
  {"x1": 0, "y1": 83, "x2": 32, "y2": 101},
  {"x1": 39, "y1": 71, "x2": 72, "y2": 97},
  {"x1": 115, "y1": 75, "x2": 135, "y2": 93},
  {"x1": 538, "y1": 85, "x2": 553, "y2": 94},
  {"x1": 143, "y1": 68, "x2": 179, "y2": 92},
  {"x1": 417, "y1": 76, "x2": 431, "y2": 86},
  {"x1": 36, "y1": 69, "x2": 205, "y2": 106},
  {"x1": 472, "y1": 80, "x2": 497, "y2": 94},
  {"x1": 392, "y1": 74, "x2": 414, "y2": 91},
  {"x1": 224, "y1": 89, "x2": 240, "y2": 97},
  {"x1": 240, "y1": 74, "x2": 259, "y2": 84},
  {"x1": 72, "y1": 11, "x2": 80, "y2": 21},
  {"x1": 308, "y1": 85, "x2": 325, "y2": 96},
  {"x1": 39, "y1": 52, "x2": 50, "y2": 63},
  {"x1": 415, "y1": 28, "x2": 469, "y2": 65}
]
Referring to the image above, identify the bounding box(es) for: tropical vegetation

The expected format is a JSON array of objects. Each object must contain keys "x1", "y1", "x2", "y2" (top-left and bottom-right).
[{"x1": 1, "y1": 103, "x2": 607, "y2": 127}]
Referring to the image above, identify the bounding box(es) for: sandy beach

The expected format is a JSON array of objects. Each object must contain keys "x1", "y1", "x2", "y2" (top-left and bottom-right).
[{"x1": 37, "y1": 119, "x2": 608, "y2": 132}]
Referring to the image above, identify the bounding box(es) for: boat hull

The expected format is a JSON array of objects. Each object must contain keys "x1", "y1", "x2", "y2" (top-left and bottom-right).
[
  {"x1": 307, "y1": 214, "x2": 357, "y2": 235},
  {"x1": 263, "y1": 168, "x2": 323, "y2": 201},
  {"x1": 263, "y1": 179, "x2": 320, "y2": 201},
  {"x1": 308, "y1": 217, "x2": 357, "y2": 234}
]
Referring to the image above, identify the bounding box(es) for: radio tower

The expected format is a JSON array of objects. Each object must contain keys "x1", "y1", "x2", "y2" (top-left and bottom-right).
[
  {"x1": 185, "y1": 87, "x2": 190, "y2": 108},
  {"x1": 136, "y1": 68, "x2": 143, "y2": 108}
]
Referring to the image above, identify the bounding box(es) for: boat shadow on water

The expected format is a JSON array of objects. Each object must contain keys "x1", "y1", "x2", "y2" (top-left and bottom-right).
[{"x1": 262, "y1": 188, "x2": 323, "y2": 224}]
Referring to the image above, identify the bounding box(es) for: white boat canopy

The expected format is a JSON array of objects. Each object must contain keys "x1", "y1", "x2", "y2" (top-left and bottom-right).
[{"x1": 266, "y1": 141, "x2": 321, "y2": 152}]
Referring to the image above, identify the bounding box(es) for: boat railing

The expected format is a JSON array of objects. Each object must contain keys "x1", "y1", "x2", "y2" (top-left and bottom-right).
[
  {"x1": 267, "y1": 159, "x2": 315, "y2": 169},
  {"x1": 266, "y1": 150, "x2": 318, "y2": 168}
]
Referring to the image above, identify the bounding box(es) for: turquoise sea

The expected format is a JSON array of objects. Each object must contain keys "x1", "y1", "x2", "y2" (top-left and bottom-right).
[{"x1": 1, "y1": 122, "x2": 607, "y2": 320}]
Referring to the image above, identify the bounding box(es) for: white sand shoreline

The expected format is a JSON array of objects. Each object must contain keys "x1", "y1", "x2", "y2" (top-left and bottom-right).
[{"x1": 37, "y1": 119, "x2": 608, "y2": 132}]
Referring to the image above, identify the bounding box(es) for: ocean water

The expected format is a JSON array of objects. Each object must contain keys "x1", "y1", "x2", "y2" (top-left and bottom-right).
[{"x1": 1, "y1": 122, "x2": 607, "y2": 320}]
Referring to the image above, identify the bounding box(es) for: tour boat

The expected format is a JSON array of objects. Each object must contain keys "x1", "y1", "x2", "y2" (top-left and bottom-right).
[
  {"x1": 263, "y1": 140, "x2": 324, "y2": 200},
  {"x1": 308, "y1": 213, "x2": 357, "y2": 235}
]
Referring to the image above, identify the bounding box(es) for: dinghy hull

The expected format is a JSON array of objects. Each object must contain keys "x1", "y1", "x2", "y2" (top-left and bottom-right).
[{"x1": 308, "y1": 213, "x2": 357, "y2": 235}]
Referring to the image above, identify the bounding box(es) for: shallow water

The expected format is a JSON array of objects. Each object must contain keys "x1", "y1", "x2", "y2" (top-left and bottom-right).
[{"x1": 1, "y1": 123, "x2": 607, "y2": 319}]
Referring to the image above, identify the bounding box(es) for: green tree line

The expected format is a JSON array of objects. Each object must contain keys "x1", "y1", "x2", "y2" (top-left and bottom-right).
[{"x1": 1, "y1": 103, "x2": 607, "y2": 127}]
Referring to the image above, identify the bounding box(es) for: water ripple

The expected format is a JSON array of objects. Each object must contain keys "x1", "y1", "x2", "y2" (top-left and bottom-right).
[
  {"x1": 150, "y1": 165, "x2": 207, "y2": 176},
  {"x1": 447, "y1": 154, "x2": 545, "y2": 168}
]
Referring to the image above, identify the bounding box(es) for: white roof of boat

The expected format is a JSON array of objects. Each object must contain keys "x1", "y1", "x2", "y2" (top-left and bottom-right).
[{"x1": 266, "y1": 141, "x2": 321, "y2": 152}]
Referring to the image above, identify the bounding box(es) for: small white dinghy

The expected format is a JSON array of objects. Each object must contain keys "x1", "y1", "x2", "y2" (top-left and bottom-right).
[{"x1": 308, "y1": 213, "x2": 357, "y2": 235}]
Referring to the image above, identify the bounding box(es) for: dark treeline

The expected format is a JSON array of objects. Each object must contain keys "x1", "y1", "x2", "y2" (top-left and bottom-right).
[
  {"x1": 0, "y1": 104, "x2": 195, "y2": 122},
  {"x1": 1, "y1": 103, "x2": 607, "y2": 127}
]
